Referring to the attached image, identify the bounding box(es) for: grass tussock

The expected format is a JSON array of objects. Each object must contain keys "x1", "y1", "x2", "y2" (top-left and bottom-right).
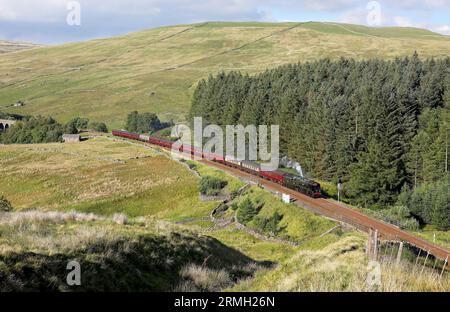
[
  {"x1": 177, "y1": 262, "x2": 263, "y2": 292},
  {"x1": 0, "y1": 211, "x2": 126, "y2": 254},
  {"x1": 0, "y1": 210, "x2": 102, "y2": 226},
  {"x1": 177, "y1": 264, "x2": 231, "y2": 292}
]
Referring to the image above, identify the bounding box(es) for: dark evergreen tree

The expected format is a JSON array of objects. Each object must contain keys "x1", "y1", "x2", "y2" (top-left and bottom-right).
[
  {"x1": 189, "y1": 55, "x2": 450, "y2": 216},
  {"x1": 236, "y1": 198, "x2": 258, "y2": 224}
]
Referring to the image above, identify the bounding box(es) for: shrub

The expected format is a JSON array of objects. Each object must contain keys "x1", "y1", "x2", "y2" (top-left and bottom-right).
[
  {"x1": 230, "y1": 203, "x2": 239, "y2": 211},
  {"x1": 230, "y1": 190, "x2": 239, "y2": 199},
  {"x1": 370, "y1": 206, "x2": 420, "y2": 231},
  {"x1": 187, "y1": 162, "x2": 197, "y2": 170},
  {"x1": 0, "y1": 196, "x2": 13, "y2": 212},
  {"x1": 236, "y1": 198, "x2": 258, "y2": 224},
  {"x1": 398, "y1": 179, "x2": 450, "y2": 230},
  {"x1": 253, "y1": 197, "x2": 265, "y2": 210},
  {"x1": 254, "y1": 212, "x2": 284, "y2": 235},
  {"x1": 199, "y1": 176, "x2": 227, "y2": 196},
  {"x1": 64, "y1": 121, "x2": 79, "y2": 134},
  {"x1": 64, "y1": 117, "x2": 90, "y2": 134},
  {"x1": 125, "y1": 111, "x2": 172, "y2": 133},
  {"x1": 0, "y1": 116, "x2": 63, "y2": 144},
  {"x1": 89, "y1": 121, "x2": 108, "y2": 133}
]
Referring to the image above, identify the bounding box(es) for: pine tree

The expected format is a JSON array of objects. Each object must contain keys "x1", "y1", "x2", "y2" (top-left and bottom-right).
[
  {"x1": 236, "y1": 198, "x2": 258, "y2": 224},
  {"x1": 188, "y1": 55, "x2": 450, "y2": 215},
  {"x1": 431, "y1": 180, "x2": 450, "y2": 230}
]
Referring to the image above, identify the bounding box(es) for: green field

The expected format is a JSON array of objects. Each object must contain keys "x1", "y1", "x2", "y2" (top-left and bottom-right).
[
  {"x1": 1, "y1": 22, "x2": 450, "y2": 128},
  {"x1": 0, "y1": 136, "x2": 218, "y2": 220}
]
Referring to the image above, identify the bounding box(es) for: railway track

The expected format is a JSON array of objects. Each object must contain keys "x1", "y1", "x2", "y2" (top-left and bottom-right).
[
  {"x1": 201, "y1": 159, "x2": 450, "y2": 261},
  {"x1": 110, "y1": 133, "x2": 449, "y2": 263}
]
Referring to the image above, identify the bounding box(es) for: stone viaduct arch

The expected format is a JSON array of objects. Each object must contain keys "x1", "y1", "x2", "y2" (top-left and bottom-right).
[{"x1": 0, "y1": 119, "x2": 16, "y2": 132}]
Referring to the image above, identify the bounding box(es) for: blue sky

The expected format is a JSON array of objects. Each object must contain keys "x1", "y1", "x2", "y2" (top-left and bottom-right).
[{"x1": 0, "y1": 0, "x2": 449, "y2": 44}]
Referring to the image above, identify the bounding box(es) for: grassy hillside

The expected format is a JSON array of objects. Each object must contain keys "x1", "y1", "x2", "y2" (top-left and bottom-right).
[
  {"x1": 0, "y1": 40, "x2": 39, "y2": 54},
  {"x1": 0, "y1": 136, "x2": 338, "y2": 291},
  {"x1": 0, "y1": 137, "x2": 448, "y2": 291},
  {"x1": 232, "y1": 233, "x2": 450, "y2": 292},
  {"x1": 1, "y1": 22, "x2": 450, "y2": 128},
  {"x1": 0, "y1": 136, "x2": 218, "y2": 220},
  {"x1": 0, "y1": 212, "x2": 264, "y2": 291}
]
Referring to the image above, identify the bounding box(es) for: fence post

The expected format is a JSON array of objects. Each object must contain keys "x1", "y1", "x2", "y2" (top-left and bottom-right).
[
  {"x1": 367, "y1": 229, "x2": 373, "y2": 257},
  {"x1": 440, "y1": 256, "x2": 448, "y2": 279},
  {"x1": 389, "y1": 242, "x2": 396, "y2": 263},
  {"x1": 373, "y1": 230, "x2": 379, "y2": 261},
  {"x1": 420, "y1": 250, "x2": 430, "y2": 276},
  {"x1": 396, "y1": 242, "x2": 404, "y2": 266},
  {"x1": 414, "y1": 249, "x2": 422, "y2": 272}
]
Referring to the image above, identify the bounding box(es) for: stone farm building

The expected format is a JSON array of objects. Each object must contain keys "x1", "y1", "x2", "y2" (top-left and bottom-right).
[{"x1": 62, "y1": 134, "x2": 81, "y2": 143}]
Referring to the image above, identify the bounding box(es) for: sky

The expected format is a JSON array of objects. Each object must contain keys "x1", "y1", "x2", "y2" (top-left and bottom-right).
[{"x1": 0, "y1": 0, "x2": 449, "y2": 44}]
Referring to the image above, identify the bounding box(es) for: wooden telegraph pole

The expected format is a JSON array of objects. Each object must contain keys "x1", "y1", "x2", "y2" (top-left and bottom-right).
[{"x1": 446, "y1": 128, "x2": 448, "y2": 173}]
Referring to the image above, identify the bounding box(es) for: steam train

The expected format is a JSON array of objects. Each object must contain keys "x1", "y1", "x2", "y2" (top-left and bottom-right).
[{"x1": 112, "y1": 130, "x2": 322, "y2": 198}]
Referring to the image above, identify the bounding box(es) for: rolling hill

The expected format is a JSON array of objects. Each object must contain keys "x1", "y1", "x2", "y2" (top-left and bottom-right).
[
  {"x1": 1, "y1": 21, "x2": 450, "y2": 128},
  {"x1": 0, "y1": 40, "x2": 39, "y2": 54}
]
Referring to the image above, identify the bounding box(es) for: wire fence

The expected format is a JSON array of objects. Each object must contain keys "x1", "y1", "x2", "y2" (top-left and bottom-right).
[{"x1": 369, "y1": 231, "x2": 449, "y2": 279}]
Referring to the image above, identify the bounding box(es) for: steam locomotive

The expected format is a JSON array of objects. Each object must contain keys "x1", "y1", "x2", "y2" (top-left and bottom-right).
[{"x1": 112, "y1": 130, "x2": 322, "y2": 198}]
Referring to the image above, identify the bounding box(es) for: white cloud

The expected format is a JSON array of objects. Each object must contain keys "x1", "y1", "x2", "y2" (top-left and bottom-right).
[
  {"x1": 435, "y1": 24, "x2": 450, "y2": 35},
  {"x1": 392, "y1": 16, "x2": 428, "y2": 30},
  {"x1": 338, "y1": 7, "x2": 392, "y2": 26},
  {"x1": 0, "y1": 0, "x2": 65, "y2": 22},
  {"x1": 293, "y1": 0, "x2": 360, "y2": 11},
  {"x1": 389, "y1": 0, "x2": 450, "y2": 10},
  {"x1": 393, "y1": 16, "x2": 413, "y2": 27},
  {"x1": 338, "y1": 9, "x2": 367, "y2": 25},
  {"x1": 257, "y1": 9, "x2": 276, "y2": 22},
  {"x1": 1, "y1": 0, "x2": 448, "y2": 23}
]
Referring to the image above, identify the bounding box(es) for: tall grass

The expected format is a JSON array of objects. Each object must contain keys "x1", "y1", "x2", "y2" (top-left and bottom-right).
[
  {"x1": 0, "y1": 211, "x2": 264, "y2": 292},
  {"x1": 232, "y1": 234, "x2": 449, "y2": 292}
]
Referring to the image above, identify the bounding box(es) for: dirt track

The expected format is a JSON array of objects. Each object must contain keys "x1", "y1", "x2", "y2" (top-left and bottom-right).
[{"x1": 202, "y1": 159, "x2": 450, "y2": 261}]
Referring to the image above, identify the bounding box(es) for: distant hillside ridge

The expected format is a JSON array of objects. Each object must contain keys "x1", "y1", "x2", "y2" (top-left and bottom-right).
[
  {"x1": 0, "y1": 40, "x2": 40, "y2": 54},
  {"x1": 0, "y1": 21, "x2": 450, "y2": 128}
]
